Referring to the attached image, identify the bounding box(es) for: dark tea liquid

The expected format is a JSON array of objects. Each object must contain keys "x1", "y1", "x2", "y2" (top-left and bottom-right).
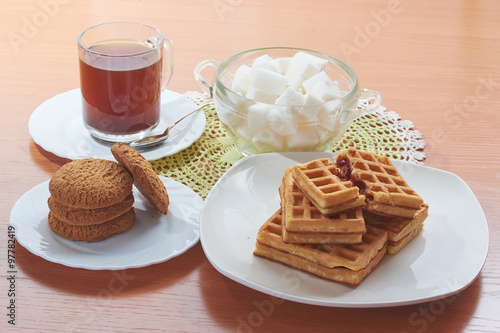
[{"x1": 80, "y1": 40, "x2": 162, "y2": 135}]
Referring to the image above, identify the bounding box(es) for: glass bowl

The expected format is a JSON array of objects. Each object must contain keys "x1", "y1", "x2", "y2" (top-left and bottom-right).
[{"x1": 194, "y1": 47, "x2": 381, "y2": 155}]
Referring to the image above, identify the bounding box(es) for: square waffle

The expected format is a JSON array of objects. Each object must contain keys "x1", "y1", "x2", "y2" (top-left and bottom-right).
[
  {"x1": 254, "y1": 209, "x2": 388, "y2": 286},
  {"x1": 281, "y1": 227, "x2": 365, "y2": 245},
  {"x1": 387, "y1": 224, "x2": 424, "y2": 254},
  {"x1": 342, "y1": 148, "x2": 424, "y2": 218},
  {"x1": 364, "y1": 204, "x2": 429, "y2": 254},
  {"x1": 291, "y1": 158, "x2": 366, "y2": 215},
  {"x1": 280, "y1": 168, "x2": 366, "y2": 245}
]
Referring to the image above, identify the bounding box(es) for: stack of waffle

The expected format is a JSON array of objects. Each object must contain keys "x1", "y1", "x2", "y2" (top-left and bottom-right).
[
  {"x1": 254, "y1": 210, "x2": 388, "y2": 287},
  {"x1": 253, "y1": 148, "x2": 428, "y2": 286},
  {"x1": 341, "y1": 148, "x2": 428, "y2": 254},
  {"x1": 280, "y1": 167, "x2": 366, "y2": 245}
]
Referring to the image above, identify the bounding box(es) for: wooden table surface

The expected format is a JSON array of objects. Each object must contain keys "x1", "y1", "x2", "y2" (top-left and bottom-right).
[{"x1": 1, "y1": 0, "x2": 499, "y2": 332}]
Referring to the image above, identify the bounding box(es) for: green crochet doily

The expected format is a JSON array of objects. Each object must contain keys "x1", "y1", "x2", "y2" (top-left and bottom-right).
[{"x1": 150, "y1": 92, "x2": 425, "y2": 198}]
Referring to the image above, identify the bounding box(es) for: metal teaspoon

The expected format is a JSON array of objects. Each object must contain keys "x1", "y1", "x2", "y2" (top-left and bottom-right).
[{"x1": 129, "y1": 100, "x2": 213, "y2": 148}]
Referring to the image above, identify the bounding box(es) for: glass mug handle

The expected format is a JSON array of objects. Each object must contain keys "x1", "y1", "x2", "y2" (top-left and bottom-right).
[
  {"x1": 339, "y1": 88, "x2": 381, "y2": 124},
  {"x1": 358, "y1": 88, "x2": 382, "y2": 113},
  {"x1": 194, "y1": 59, "x2": 220, "y2": 97},
  {"x1": 161, "y1": 37, "x2": 174, "y2": 90}
]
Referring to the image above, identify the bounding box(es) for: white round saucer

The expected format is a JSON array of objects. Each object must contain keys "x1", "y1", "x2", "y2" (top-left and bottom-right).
[
  {"x1": 10, "y1": 176, "x2": 202, "y2": 270},
  {"x1": 29, "y1": 89, "x2": 206, "y2": 161}
]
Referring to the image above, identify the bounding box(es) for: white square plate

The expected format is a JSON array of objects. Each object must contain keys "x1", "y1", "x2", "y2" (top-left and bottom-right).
[{"x1": 200, "y1": 152, "x2": 489, "y2": 307}]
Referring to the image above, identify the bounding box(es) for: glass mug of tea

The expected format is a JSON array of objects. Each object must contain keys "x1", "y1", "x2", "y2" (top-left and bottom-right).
[{"x1": 78, "y1": 22, "x2": 174, "y2": 142}]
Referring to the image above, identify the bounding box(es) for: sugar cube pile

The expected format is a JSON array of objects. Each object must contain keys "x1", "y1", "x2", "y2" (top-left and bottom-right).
[{"x1": 220, "y1": 52, "x2": 346, "y2": 152}]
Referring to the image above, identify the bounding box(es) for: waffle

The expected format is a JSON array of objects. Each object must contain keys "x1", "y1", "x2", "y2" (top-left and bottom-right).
[
  {"x1": 280, "y1": 168, "x2": 365, "y2": 244},
  {"x1": 387, "y1": 224, "x2": 424, "y2": 254},
  {"x1": 254, "y1": 209, "x2": 388, "y2": 286},
  {"x1": 281, "y1": 227, "x2": 365, "y2": 245},
  {"x1": 292, "y1": 158, "x2": 366, "y2": 215},
  {"x1": 364, "y1": 204, "x2": 429, "y2": 254},
  {"x1": 342, "y1": 148, "x2": 424, "y2": 218},
  {"x1": 254, "y1": 242, "x2": 386, "y2": 287}
]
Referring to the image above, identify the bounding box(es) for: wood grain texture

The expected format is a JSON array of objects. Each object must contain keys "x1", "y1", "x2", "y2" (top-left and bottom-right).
[{"x1": 1, "y1": 0, "x2": 499, "y2": 332}]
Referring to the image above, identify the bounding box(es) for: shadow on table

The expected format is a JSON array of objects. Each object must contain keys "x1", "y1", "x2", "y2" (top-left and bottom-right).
[
  {"x1": 198, "y1": 262, "x2": 482, "y2": 332},
  {"x1": 16, "y1": 241, "x2": 206, "y2": 296},
  {"x1": 31, "y1": 141, "x2": 71, "y2": 168}
]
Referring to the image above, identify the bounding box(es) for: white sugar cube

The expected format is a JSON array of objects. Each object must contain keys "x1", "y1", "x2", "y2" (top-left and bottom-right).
[
  {"x1": 252, "y1": 128, "x2": 286, "y2": 150},
  {"x1": 252, "y1": 54, "x2": 276, "y2": 72},
  {"x1": 234, "y1": 121, "x2": 255, "y2": 141},
  {"x1": 303, "y1": 92, "x2": 324, "y2": 105},
  {"x1": 251, "y1": 68, "x2": 288, "y2": 96},
  {"x1": 317, "y1": 106, "x2": 340, "y2": 131},
  {"x1": 310, "y1": 80, "x2": 342, "y2": 101},
  {"x1": 296, "y1": 51, "x2": 329, "y2": 72},
  {"x1": 285, "y1": 53, "x2": 321, "y2": 88},
  {"x1": 315, "y1": 126, "x2": 335, "y2": 145},
  {"x1": 302, "y1": 71, "x2": 332, "y2": 94},
  {"x1": 246, "y1": 86, "x2": 278, "y2": 104},
  {"x1": 275, "y1": 87, "x2": 305, "y2": 106},
  {"x1": 299, "y1": 93, "x2": 323, "y2": 122},
  {"x1": 267, "y1": 106, "x2": 298, "y2": 136},
  {"x1": 230, "y1": 65, "x2": 253, "y2": 95},
  {"x1": 324, "y1": 99, "x2": 344, "y2": 116},
  {"x1": 286, "y1": 126, "x2": 319, "y2": 149},
  {"x1": 217, "y1": 104, "x2": 243, "y2": 127},
  {"x1": 273, "y1": 57, "x2": 292, "y2": 75},
  {"x1": 247, "y1": 103, "x2": 270, "y2": 128}
]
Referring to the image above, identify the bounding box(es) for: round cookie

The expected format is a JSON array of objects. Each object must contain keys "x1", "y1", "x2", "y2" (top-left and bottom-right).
[
  {"x1": 48, "y1": 194, "x2": 135, "y2": 226},
  {"x1": 49, "y1": 158, "x2": 133, "y2": 209},
  {"x1": 48, "y1": 208, "x2": 136, "y2": 242},
  {"x1": 111, "y1": 143, "x2": 169, "y2": 215}
]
